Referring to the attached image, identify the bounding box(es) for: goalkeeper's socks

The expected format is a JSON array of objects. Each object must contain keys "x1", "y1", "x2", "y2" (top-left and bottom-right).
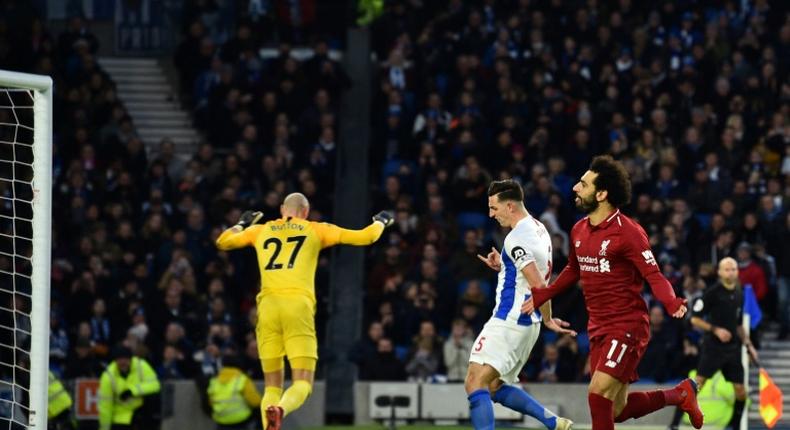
[
  {"x1": 278, "y1": 380, "x2": 312, "y2": 416},
  {"x1": 468, "y1": 389, "x2": 495, "y2": 430},
  {"x1": 614, "y1": 390, "x2": 666, "y2": 422},
  {"x1": 261, "y1": 386, "x2": 283, "y2": 429},
  {"x1": 492, "y1": 385, "x2": 557, "y2": 429}
]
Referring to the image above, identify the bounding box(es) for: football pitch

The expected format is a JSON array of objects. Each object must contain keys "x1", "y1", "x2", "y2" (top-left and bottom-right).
[{"x1": 304, "y1": 425, "x2": 671, "y2": 430}]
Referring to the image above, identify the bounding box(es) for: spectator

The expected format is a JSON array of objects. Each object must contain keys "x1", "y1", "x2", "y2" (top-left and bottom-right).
[
  {"x1": 49, "y1": 311, "x2": 69, "y2": 373},
  {"x1": 89, "y1": 298, "x2": 111, "y2": 356},
  {"x1": 405, "y1": 337, "x2": 440, "y2": 382},
  {"x1": 64, "y1": 338, "x2": 103, "y2": 379},
  {"x1": 536, "y1": 343, "x2": 577, "y2": 383},
  {"x1": 736, "y1": 242, "x2": 768, "y2": 302},
  {"x1": 448, "y1": 230, "x2": 490, "y2": 282},
  {"x1": 637, "y1": 306, "x2": 678, "y2": 383},
  {"x1": 359, "y1": 338, "x2": 406, "y2": 381},
  {"x1": 350, "y1": 321, "x2": 385, "y2": 370},
  {"x1": 443, "y1": 319, "x2": 474, "y2": 382}
]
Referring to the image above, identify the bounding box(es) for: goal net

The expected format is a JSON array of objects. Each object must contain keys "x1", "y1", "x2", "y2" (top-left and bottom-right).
[{"x1": 0, "y1": 70, "x2": 52, "y2": 429}]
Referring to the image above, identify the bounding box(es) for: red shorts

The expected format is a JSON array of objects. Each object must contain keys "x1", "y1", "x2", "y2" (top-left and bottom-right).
[{"x1": 589, "y1": 325, "x2": 649, "y2": 383}]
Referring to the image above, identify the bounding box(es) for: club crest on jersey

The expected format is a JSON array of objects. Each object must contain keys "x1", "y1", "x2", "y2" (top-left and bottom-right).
[
  {"x1": 575, "y1": 240, "x2": 580, "y2": 248},
  {"x1": 599, "y1": 240, "x2": 610, "y2": 256}
]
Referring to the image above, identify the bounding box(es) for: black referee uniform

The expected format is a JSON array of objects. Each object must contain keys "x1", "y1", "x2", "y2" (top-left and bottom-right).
[{"x1": 692, "y1": 281, "x2": 745, "y2": 383}]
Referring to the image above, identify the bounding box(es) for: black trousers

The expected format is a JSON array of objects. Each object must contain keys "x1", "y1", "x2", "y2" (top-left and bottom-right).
[
  {"x1": 48, "y1": 410, "x2": 76, "y2": 430},
  {"x1": 111, "y1": 394, "x2": 162, "y2": 430}
]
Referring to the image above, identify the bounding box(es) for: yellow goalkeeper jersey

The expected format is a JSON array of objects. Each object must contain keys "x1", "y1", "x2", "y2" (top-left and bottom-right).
[{"x1": 216, "y1": 217, "x2": 384, "y2": 303}]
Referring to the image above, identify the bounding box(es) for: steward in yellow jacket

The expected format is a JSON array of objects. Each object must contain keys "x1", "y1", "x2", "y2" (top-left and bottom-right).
[
  {"x1": 207, "y1": 355, "x2": 262, "y2": 429},
  {"x1": 98, "y1": 346, "x2": 161, "y2": 430},
  {"x1": 48, "y1": 371, "x2": 75, "y2": 430}
]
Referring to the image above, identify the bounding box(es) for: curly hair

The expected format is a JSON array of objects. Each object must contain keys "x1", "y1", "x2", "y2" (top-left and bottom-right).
[
  {"x1": 487, "y1": 179, "x2": 524, "y2": 202},
  {"x1": 589, "y1": 155, "x2": 632, "y2": 207}
]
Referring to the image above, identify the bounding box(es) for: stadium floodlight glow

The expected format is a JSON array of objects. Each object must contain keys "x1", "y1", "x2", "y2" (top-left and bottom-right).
[{"x1": 0, "y1": 69, "x2": 52, "y2": 430}]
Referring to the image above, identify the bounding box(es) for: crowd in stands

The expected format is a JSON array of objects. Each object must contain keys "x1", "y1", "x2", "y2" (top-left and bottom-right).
[
  {"x1": 1, "y1": 0, "x2": 789, "y2": 389},
  {"x1": 0, "y1": 0, "x2": 349, "y2": 384},
  {"x1": 352, "y1": 0, "x2": 790, "y2": 384}
]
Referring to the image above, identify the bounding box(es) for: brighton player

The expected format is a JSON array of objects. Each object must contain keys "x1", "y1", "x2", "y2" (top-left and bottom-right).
[
  {"x1": 216, "y1": 193, "x2": 394, "y2": 430},
  {"x1": 523, "y1": 156, "x2": 704, "y2": 430},
  {"x1": 467, "y1": 179, "x2": 574, "y2": 430}
]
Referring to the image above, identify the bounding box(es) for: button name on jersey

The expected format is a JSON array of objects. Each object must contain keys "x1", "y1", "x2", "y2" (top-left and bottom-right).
[{"x1": 270, "y1": 222, "x2": 305, "y2": 231}]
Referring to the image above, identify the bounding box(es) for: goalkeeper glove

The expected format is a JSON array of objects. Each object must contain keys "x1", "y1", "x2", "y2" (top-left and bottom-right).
[
  {"x1": 372, "y1": 211, "x2": 395, "y2": 227},
  {"x1": 236, "y1": 210, "x2": 263, "y2": 229}
]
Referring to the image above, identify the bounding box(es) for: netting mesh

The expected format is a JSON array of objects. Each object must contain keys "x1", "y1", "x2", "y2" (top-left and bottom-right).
[{"x1": 0, "y1": 88, "x2": 36, "y2": 429}]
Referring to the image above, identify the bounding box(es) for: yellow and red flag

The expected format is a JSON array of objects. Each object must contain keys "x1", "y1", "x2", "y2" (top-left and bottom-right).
[{"x1": 759, "y1": 368, "x2": 783, "y2": 428}]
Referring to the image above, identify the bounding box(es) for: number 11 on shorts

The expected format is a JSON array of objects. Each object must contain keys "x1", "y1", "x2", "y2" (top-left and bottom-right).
[{"x1": 605, "y1": 339, "x2": 627, "y2": 368}]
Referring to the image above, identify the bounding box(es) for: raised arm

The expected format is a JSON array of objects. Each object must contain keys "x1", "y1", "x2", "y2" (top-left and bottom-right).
[
  {"x1": 316, "y1": 211, "x2": 394, "y2": 248},
  {"x1": 215, "y1": 211, "x2": 263, "y2": 250}
]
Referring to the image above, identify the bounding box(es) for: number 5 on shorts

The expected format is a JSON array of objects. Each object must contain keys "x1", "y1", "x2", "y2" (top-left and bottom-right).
[
  {"x1": 474, "y1": 336, "x2": 486, "y2": 352},
  {"x1": 605, "y1": 339, "x2": 627, "y2": 368}
]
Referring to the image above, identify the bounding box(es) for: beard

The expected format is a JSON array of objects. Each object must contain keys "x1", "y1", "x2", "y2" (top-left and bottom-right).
[{"x1": 575, "y1": 193, "x2": 599, "y2": 213}]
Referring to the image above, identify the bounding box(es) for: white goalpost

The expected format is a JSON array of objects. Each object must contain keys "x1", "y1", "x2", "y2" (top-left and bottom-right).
[{"x1": 0, "y1": 70, "x2": 52, "y2": 429}]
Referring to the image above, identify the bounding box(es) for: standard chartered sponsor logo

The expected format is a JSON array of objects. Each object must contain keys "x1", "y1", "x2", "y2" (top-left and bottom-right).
[
  {"x1": 577, "y1": 255, "x2": 611, "y2": 272},
  {"x1": 579, "y1": 263, "x2": 600, "y2": 272}
]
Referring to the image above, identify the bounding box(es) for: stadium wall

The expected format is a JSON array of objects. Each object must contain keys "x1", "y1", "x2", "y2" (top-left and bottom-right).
[
  {"x1": 64, "y1": 380, "x2": 680, "y2": 428},
  {"x1": 353, "y1": 382, "x2": 677, "y2": 427}
]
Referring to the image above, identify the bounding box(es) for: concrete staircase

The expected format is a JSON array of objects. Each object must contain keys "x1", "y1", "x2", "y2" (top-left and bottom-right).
[
  {"x1": 748, "y1": 326, "x2": 790, "y2": 429},
  {"x1": 97, "y1": 57, "x2": 199, "y2": 159}
]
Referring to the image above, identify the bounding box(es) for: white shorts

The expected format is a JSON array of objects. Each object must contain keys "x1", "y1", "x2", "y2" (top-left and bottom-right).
[{"x1": 468, "y1": 319, "x2": 541, "y2": 384}]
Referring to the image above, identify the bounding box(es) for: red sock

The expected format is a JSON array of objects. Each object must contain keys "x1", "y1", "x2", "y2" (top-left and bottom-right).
[
  {"x1": 614, "y1": 391, "x2": 666, "y2": 423},
  {"x1": 588, "y1": 392, "x2": 614, "y2": 430},
  {"x1": 661, "y1": 385, "x2": 685, "y2": 405}
]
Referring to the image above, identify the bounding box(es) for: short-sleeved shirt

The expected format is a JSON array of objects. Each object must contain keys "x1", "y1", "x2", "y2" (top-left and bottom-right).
[
  {"x1": 692, "y1": 282, "x2": 743, "y2": 352},
  {"x1": 492, "y1": 215, "x2": 552, "y2": 326}
]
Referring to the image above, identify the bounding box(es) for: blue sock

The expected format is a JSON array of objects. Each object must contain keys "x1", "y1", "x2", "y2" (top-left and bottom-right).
[
  {"x1": 492, "y1": 385, "x2": 557, "y2": 430},
  {"x1": 468, "y1": 389, "x2": 495, "y2": 430}
]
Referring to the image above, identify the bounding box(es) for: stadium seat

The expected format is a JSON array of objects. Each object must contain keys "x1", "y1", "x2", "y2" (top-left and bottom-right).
[
  {"x1": 694, "y1": 213, "x2": 712, "y2": 231},
  {"x1": 457, "y1": 212, "x2": 488, "y2": 231}
]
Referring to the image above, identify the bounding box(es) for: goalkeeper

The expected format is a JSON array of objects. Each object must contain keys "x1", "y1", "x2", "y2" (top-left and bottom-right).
[{"x1": 216, "y1": 192, "x2": 394, "y2": 430}]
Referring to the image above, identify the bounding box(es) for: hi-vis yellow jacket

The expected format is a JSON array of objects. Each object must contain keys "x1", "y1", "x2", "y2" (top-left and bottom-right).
[{"x1": 97, "y1": 357, "x2": 160, "y2": 430}]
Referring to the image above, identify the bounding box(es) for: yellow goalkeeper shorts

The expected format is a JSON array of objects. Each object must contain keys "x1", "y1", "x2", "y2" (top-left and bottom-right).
[{"x1": 256, "y1": 294, "x2": 318, "y2": 360}]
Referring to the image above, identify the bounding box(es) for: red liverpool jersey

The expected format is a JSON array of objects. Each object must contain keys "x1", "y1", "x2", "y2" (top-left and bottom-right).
[{"x1": 535, "y1": 209, "x2": 685, "y2": 338}]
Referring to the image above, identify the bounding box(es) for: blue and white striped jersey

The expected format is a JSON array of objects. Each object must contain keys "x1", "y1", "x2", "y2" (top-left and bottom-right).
[{"x1": 492, "y1": 215, "x2": 552, "y2": 326}]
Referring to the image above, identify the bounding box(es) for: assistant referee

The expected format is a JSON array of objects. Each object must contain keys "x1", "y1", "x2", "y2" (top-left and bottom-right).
[{"x1": 668, "y1": 256, "x2": 759, "y2": 430}]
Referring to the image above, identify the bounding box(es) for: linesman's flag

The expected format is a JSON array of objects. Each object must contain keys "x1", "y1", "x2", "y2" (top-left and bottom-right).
[{"x1": 759, "y1": 367, "x2": 783, "y2": 428}]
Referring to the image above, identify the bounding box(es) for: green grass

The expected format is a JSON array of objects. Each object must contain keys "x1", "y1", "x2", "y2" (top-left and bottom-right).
[
  {"x1": 303, "y1": 426, "x2": 672, "y2": 430},
  {"x1": 304, "y1": 427, "x2": 470, "y2": 430}
]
